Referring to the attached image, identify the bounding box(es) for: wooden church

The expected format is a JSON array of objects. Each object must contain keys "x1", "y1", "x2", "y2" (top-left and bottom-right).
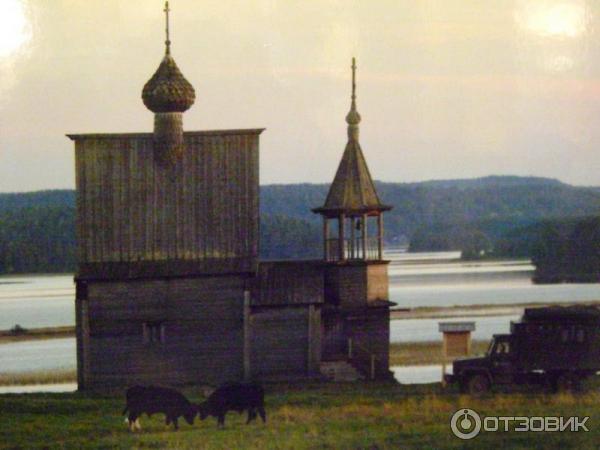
[{"x1": 69, "y1": 3, "x2": 393, "y2": 390}]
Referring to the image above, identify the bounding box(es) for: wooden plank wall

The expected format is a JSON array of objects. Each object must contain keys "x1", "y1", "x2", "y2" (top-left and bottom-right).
[
  {"x1": 253, "y1": 261, "x2": 324, "y2": 306},
  {"x1": 83, "y1": 276, "x2": 245, "y2": 388},
  {"x1": 324, "y1": 265, "x2": 367, "y2": 309},
  {"x1": 73, "y1": 131, "x2": 260, "y2": 275},
  {"x1": 249, "y1": 307, "x2": 309, "y2": 378}
]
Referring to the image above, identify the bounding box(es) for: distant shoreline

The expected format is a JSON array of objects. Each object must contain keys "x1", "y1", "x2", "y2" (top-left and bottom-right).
[
  {"x1": 390, "y1": 300, "x2": 600, "y2": 320},
  {"x1": 0, "y1": 326, "x2": 74, "y2": 344}
]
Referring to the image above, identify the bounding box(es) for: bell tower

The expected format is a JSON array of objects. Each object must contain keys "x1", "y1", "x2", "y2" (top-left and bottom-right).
[{"x1": 314, "y1": 59, "x2": 393, "y2": 379}]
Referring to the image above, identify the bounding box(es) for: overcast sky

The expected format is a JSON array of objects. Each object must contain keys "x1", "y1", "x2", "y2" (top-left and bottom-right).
[{"x1": 1, "y1": 0, "x2": 600, "y2": 192}]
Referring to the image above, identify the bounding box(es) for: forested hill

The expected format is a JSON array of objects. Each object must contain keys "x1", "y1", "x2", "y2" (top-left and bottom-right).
[
  {"x1": 1, "y1": 176, "x2": 600, "y2": 272},
  {"x1": 262, "y1": 176, "x2": 600, "y2": 245},
  {"x1": 0, "y1": 190, "x2": 74, "y2": 211}
]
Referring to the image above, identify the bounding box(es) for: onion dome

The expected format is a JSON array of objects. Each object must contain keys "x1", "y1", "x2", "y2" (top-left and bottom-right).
[
  {"x1": 142, "y1": 54, "x2": 195, "y2": 113},
  {"x1": 142, "y1": 1, "x2": 195, "y2": 167}
]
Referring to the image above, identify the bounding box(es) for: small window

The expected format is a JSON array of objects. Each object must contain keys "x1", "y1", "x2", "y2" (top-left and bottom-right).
[
  {"x1": 143, "y1": 322, "x2": 165, "y2": 345},
  {"x1": 496, "y1": 342, "x2": 510, "y2": 354}
]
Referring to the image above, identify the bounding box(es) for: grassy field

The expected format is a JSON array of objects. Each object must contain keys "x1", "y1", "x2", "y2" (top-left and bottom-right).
[{"x1": 1, "y1": 382, "x2": 599, "y2": 449}]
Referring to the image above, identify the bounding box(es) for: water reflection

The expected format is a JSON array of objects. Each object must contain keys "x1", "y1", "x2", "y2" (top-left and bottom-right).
[{"x1": 0, "y1": 338, "x2": 75, "y2": 373}]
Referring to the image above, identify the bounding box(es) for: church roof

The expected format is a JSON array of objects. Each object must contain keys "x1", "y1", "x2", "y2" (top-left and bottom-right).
[
  {"x1": 314, "y1": 139, "x2": 389, "y2": 215},
  {"x1": 313, "y1": 58, "x2": 391, "y2": 217}
]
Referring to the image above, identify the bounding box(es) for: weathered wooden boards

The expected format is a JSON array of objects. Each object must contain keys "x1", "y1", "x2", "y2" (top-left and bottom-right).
[{"x1": 70, "y1": 130, "x2": 262, "y2": 277}]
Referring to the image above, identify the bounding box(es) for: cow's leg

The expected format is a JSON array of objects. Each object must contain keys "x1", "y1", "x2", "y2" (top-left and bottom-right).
[
  {"x1": 246, "y1": 409, "x2": 256, "y2": 424},
  {"x1": 172, "y1": 417, "x2": 179, "y2": 431},
  {"x1": 258, "y1": 407, "x2": 266, "y2": 423},
  {"x1": 165, "y1": 416, "x2": 171, "y2": 426},
  {"x1": 217, "y1": 414, "x2": 225, "y2": 428},
  {"x1": 128, "y1": 413, "x2": 137, "y2": 432},
  {"x1": 135, "y1": 418, "x2": 142, "y2": 431}
]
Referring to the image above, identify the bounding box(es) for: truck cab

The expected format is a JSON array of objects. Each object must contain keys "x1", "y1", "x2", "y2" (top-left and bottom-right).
[{"x1": 446, "y1": 334, "x2": 514, "y2": 395}]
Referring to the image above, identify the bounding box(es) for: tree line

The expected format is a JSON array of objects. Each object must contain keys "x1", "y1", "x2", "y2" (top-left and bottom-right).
[{"x1": 1, "y1": 176, "x2": 600, "y2": 274}]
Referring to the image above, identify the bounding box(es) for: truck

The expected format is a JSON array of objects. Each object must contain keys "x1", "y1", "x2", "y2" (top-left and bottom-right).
[{"x1": 444, "y1": 305, "x2": 600, "y2": 395}]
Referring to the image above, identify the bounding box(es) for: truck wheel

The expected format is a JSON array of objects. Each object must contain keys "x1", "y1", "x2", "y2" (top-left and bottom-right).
[{"x1": 467, "y1": 374, "x2": 490, "y2": 397}]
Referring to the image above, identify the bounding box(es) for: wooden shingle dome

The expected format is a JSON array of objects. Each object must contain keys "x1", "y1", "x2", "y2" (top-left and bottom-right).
[{"x1": 142, "y1": 54, "x2": 195, "y2": 113}]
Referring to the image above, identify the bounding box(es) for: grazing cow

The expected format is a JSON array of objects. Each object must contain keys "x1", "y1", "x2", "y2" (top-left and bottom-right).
[
  {"x1": 197, "y1": 382, "x2": 266, "y2": 427},
  {"x1": 122, "y1": 385, "x2": 196, "y2": 431}
]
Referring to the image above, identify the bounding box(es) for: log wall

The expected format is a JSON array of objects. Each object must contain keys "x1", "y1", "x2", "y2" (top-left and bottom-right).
[
  {"x1": 249, "y1": 306, "x2": 317, "y2": 379},
  {"x1": 78, "y1": 276, "x2": 246, "y2": 389}
]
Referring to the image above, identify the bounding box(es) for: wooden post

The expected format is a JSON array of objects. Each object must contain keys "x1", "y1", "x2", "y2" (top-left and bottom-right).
[
  {"x1": 441, "y1": 335, "x2": 447, "y2": 387},
  {"x1": 361, "y1": 214, "x2": 367, "y2": 259},
  {"x1": 338, "y1": 214, "x2": 345, "y2": 261},
  {"x1": 243, "y1": 291, "x2": 251, "y2": 381},
  {"x1": 370, "y1": 354, "x2": 375, "y2": 380},
  {"x1": 307, "y1": 304, "x2": 319, "y2": 375},
  {"x1": 350, "y1": 217, "x2": 355, "y2": 259},
  {"x1": 81, "y1": 298, "x2": 91, "y2": 389},
  {"x1": 348, "y1": 337, "x2": 353, "y2": 359},
  {"x1": 377, "y1": 214, "x2": 383, "y2": 260},
  {"x1": 467, "y1": 333, "x2": 472, "y2": 355},
  {"x1": 323, "y1": 217, "x2": 329, "y2": 260},
  {"x1": 75, "y1": 296, "x2": 84, "y2": 390}
]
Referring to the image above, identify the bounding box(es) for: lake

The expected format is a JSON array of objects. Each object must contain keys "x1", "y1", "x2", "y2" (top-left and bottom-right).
[
  {"x1": 0, "y1": 274, "x2": 74, "y2": 330},
  {"x1": 1, "y1": 252, "x2": 600, "y2": 377}
]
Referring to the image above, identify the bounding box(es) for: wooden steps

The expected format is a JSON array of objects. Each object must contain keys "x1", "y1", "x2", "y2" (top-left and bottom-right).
[{"x1": 320, "y1": 361, "x2": 365, "y2": 382}]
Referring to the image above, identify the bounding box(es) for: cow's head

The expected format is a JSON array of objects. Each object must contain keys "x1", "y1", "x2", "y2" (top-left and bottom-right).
[{"x1": 196, "y1": 401, "x2": 209, "y2": 420}]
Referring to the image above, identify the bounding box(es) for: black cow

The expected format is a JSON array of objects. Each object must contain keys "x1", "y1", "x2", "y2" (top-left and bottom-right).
[
  {"x1": 122, "y1": 385, "x2": 196, "y2": 431},
  {"x1": 197, "y1": 382, "x2": 266, "y2": 427}
]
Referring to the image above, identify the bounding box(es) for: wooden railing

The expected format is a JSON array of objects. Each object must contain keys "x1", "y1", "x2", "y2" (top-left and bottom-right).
[
  {"x1": 325, "y1": 237, "x2": 381, "y2": 262},
  {"x1": 347, "y1": 337, "x2": 377, "y2": 380}
]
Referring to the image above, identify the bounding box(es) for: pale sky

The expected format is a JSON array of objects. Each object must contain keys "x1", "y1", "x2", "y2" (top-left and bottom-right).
[{"x1": 1, "y1": 0, "x2": 600, "y2": 192}]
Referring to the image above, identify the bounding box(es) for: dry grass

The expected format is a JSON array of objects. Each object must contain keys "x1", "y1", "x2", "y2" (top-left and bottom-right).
[
  {"x1": 0, "y1": 369, "x2": 76, "y2": 386},
  {"x1": 390, "y1": 340, "x2": 490, "y2": 366}
]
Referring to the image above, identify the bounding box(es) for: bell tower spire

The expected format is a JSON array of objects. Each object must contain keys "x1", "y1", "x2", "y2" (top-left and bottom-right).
[
  {"x1": 346, "y1": 57, "x2": 361, "y2": 141},
  {"x1": 313, "y1": 58, "x2": 391, "y2": 262},
  {"x1": 164, "y1": 1, "x2": 171, "y2": 55}
]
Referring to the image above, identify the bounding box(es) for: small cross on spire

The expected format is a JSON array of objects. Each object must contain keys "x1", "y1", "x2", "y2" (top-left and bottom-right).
[
  {"x1": 164, "y1": 1, "x2": 171, "y2": 55},
  {"x1": 351, "y1": 57, "x2": 357, "y2": 104},
  {"x1": 345, "y1": 57, "x2": 361, "y2": 133}
]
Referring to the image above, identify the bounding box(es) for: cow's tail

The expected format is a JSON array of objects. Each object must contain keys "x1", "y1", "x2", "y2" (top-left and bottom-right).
[{"x1": 122, "y1": 405, "x2": 129, "y2": 416}]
